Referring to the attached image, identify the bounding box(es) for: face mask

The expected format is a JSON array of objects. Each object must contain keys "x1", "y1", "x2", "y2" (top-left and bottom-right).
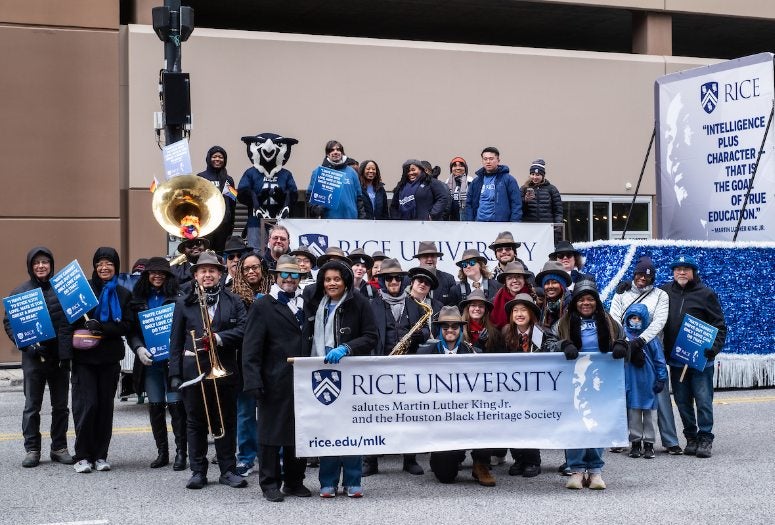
[{"x1": 627, "y1": 318, "x2": 643, "y2": 330}]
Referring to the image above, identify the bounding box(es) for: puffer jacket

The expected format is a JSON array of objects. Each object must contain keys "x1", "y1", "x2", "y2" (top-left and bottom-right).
[
  {"x1": 609, "y1": 281, "x2": 669, "y2": 346},
  {"x1": 520, "y1": 178, "x2": 563, "y2": 223}
]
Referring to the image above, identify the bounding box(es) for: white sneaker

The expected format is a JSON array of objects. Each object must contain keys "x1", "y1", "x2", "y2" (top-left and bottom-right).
[
  {"x1": 73, "y1": 459, "x2": 93, "y2": 473},
  {"x1": 94, "y1": 459, "x2": 111, "y2": 471}
]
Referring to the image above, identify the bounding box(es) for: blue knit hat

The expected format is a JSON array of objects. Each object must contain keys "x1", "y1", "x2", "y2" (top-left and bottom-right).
[
  {"x1": 669, "y1": 255, "x2": 699, "y2": 272},
  {"x1": 529, "y1": 159, "x2": 546, "y2": 175}
]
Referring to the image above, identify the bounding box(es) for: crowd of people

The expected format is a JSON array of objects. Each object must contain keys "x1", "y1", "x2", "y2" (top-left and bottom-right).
[
  {"x1": 198, "y1": 140, "x2": 566, "y2": 253},
  {"x1": 4, "y1": 222, "x2": 727, "y2": 499}
]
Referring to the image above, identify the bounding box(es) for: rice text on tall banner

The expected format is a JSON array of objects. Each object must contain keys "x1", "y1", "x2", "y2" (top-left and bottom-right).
[
  {"x1": 293, "y1": 353, "x2": 628, "y2": 457},
  {"x1": 656, "y1": 52, "x2": 775, "y2": 241},
  {"x1": 279, "y1": 219, "x2": 554, "y2": 276}
]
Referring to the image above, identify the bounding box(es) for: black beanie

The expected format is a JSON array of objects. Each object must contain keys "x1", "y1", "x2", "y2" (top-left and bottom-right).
[
  {"x1": 633, "y1": 256, "x2": 655, "y2": 281},
  {"x1": 529, "y1": 159, "x2": 546, "y2": 175}
]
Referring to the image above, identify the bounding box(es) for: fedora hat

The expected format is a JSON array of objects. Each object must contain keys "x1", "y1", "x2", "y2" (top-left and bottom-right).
[
  {"x1": 378, "y1": 258, "x2": 406, "y2": 276},
  {"x1": 504, "y1": 293, "x2": 541, "y2": 320},
  {"x1": 269, "y1": 254, "x2": 302, "y2": 274},
  {"x1": 143, "y1": 256, "x2": 172, "y2": 275},
  {"x1": 408, "y1": 264, "x2": 439, "y2": 290},
  {"x1": 348, "y1": 248, "x2": 374, "y2": 269},
  {"x1": 488, "y1": 231, "x2": 521, "y2": 251},
  {"x1": 413, "y1": 241, "x2": 444, "y2": 258},
  {"x1": 189, "y1": 250, "x2": 226, "y2": 274},
  {"x1": 459, "y1": 288, "x2": 494, "y2": 313},
  {"x1": 222, "y1": 235, "x2": 252, "y2": 255},
  {"x1": 316, "y1": 246, "x2": 353, "y2": 266},
  {"x1": 289, "y1": 245, "x2": 317, "y2": 266},
  {"x1": 456, "y1": 248, "x2": 487, "y2": 267},
  {"x1": 496, "y1": 261, "x2": 533, "y2": 283},
  {"x1": 371, "y1": 250, "x2": 389, "y2": 262},
  {"x1": 549, "y1": 240, "x2": 581, "y2": 259},
  {"x1": 177, "y1": 237, "x2": 210, "y2": 253},
  {"x1": 534, "y1": 260, "x2": 571, "y2": 288},
  {"x1": 432, "y1": 305, "x2": 467, "y2": 328}
]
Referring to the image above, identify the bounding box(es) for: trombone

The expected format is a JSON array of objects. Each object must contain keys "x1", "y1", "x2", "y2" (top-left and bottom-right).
[{"x1": 190, "y1": 281, "x2": 231, "y2": 440}]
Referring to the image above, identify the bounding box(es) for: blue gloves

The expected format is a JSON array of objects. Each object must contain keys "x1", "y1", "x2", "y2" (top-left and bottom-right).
[
  {"x1": 324, "y1": 345, "x2": 349, "y2": 364},
  {"x1": 653, "y1": 380, "x2": 665, "y2": 393}
]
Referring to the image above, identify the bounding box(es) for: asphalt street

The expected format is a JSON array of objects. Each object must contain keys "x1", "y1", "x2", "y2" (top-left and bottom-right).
[{"x1": 0, "y1": 384, "x2": 773, "y2": 525}]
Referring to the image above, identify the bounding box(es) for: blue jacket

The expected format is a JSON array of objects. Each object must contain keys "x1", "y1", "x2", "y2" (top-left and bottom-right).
[
  {"x1": 623, "y1": 303, "x2": 668, "y2": 410},
  {"x1": 308, "y1": 165, "x2": 363, "y2": 219},
  {"x1": 464, "y1": 165, "x2": 522, "y2": 222}
]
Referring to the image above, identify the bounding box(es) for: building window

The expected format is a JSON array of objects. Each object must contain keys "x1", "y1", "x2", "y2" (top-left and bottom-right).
[{"x1": 562, "y1": 196, "x2": 652, "y2": 242}]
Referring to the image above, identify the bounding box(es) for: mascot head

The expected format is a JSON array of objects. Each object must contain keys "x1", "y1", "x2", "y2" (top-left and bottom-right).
[{"x1": 240, "y1": 132, "x2": 298, "y2": 180}]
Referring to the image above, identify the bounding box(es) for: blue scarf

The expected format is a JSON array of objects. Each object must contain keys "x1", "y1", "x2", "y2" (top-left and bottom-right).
[
  {"x1": 277, "y1": 290, "x2": 304, "y2": 327},
  {"x1": 96, "y1": 276, "x2": 122, "y2": 323}
]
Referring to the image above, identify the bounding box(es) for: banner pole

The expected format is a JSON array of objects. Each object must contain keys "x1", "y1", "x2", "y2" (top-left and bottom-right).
[
  {"x1": 732, "y1": 99, "x2": 775, "y2": 241},
  {"x1": 620, "y1": 124, "x2": 656, "y2": 240},
  {"x1": 679, "y1": 364, "x2": 688, "y2": 382}
]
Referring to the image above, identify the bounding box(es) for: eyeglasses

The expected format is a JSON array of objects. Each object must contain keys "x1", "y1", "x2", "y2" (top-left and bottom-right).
[
  {"x1": 242, "y1": 264, "x2": 262, "y2": 274},
  {"x1": 459, "y1": 259, "x2": 478, "y2": 268},
  {"x1": 414, "y1": 277, "x2": 432, "y2": 287},
  {"x1": 440, "y1": 323, "x2": 460, "y2": 331},
  {"x1": 495, "y1": 247, "x2": 513, "y2": 253},
  {"x1": 556, "y1": 253, "x2": 575, "y2": 260},
  {"x1": 384, "y1": 275, "x2": 403, "y2": 282},
  {"x1": 270, "y1": 236, "x2": 288, "y2": 242},
  {"x1": 279, "y1": 272, "x2": 300, "y2": 279}
]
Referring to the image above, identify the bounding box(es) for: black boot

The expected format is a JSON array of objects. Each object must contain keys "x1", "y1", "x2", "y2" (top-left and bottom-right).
[
  {"x1": 168, "y1": 401, "x2": 187, "y2": 471},
  {"x1": 148, "y1": 403, "x2": 169, "y2": 468},
  {"x1": 362, "y1": 455, "x2": 379, "y2": 476},
  {"x1": 402, "y1": 454, "x2": 424, "y2": 475}
]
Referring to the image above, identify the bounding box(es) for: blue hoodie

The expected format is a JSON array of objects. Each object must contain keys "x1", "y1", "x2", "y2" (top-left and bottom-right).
[
  {"x1": 623, "y1": 303, "x2": 668, "y2": 410},
  {"x1": 464, "y1": 165, "x2": 522, "y2": 222}
]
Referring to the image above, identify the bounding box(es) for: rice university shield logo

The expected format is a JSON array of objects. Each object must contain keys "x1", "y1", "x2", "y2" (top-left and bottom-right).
[
  {"x1": 701, "y1": 82, "x2": 719, "y2": 114},
  {"x1": 312, "y1": 370, "x2": 341, "y2": 405},
  {"x1": 299, "y1": 234, "x2": 328, "y2": 258}
]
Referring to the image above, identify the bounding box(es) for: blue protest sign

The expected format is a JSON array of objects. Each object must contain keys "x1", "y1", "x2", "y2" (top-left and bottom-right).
[
  {"x1": 308, "y1": 167, "x2": 344, "y2": 209},
  {"x1": 2, "y1": 288, "x2": 56, "y2": 347},
  {"x1": 162, "y1": 139, "x2": 193, "y2": 180},
  {"x1": 138, "y1": 303, "x2": 175, "y2": 362},
  {"x1": 672, "y1": 314, "x2": 720, "y2": 371},
  {"x1": 50, "y1": 260, "x2": 99, "y2": 324}
]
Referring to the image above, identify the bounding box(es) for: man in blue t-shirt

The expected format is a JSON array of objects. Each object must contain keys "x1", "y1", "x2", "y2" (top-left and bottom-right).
[{"x1": 465, "y1": 147, "x2": 522, "y2": 222}]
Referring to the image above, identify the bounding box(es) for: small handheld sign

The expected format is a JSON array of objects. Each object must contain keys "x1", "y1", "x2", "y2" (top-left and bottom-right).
[
  {"x1": 50, "y1": 260, "x2": 99, "y2": 324},
  {"x1": 672, "y1": 314, "x2": 720, "y2": 382},
  {"x1": 2, "y1": 288, "x2": 56, "y2": 347},
  {"x1": 138, "y1": 303, "x2": 175, "y2": 362},
  {"x1": 308, "y1": 167, "x2": 345, "y2": 210},
  {"x1": 162, "y1": 139, "x2": 193, "y2": 180}
]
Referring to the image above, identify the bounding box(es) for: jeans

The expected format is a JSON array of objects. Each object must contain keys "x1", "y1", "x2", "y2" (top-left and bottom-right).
[
  {"x1": 670, "y1": 365, "x2": 715, "y2": 441},
  {"x1": 144, "y1": 362, "x2": 180, "y2": 404},
  {"x1": 319, "y1": 456, "x2": 362, "y2": 488},
  {"x1": 236, "y1": 391, "x2": 258, "y2": 466},
  {"x1": 656, "y1": 384, "x2": 679, "y2": 447},
  {"x1": 566, "y1": 448, "x2": 604, "y2": 474}
]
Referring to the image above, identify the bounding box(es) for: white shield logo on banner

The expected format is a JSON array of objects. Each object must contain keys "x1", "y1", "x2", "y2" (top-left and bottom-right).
[
  {"x1": 701, "y1": 81, "x2": 719, "y2": 114},
  {"x1": 312, "y1": 369, "x2": 341, "y2": 405}
]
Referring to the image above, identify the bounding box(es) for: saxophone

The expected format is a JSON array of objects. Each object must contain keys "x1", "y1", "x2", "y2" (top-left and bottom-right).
[{"x1": 389, "y1": 297, "x2": 433, "y2": 355}]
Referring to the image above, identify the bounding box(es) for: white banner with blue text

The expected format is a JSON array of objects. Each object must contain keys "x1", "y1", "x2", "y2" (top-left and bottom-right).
[
  {"x1": 279, "y1": 219, "x2": 554, "y2": 276},
  {"x1": 293, "y1": 353, "x2": 628, "y2": 456}
]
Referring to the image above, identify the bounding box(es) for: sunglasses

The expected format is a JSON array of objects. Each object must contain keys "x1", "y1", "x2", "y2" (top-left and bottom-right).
[
  {"x1": 440, "y1": 323, "x2": 460, "y2": 330},
  {"x1": 226, "y1": 253, "x2": 242, "y2": 260},
  {"x1": 279, "y1": 272, "x2": 300, "y2": 279},
  {"x1": 458, "y1": 259, "x2": 478, "y2": 268},
  {"x1": 556, "y1": 253, "x2": 575, "y2": 260},
  {"x1": 414, "y1": 277, "x2": 433, "y2": 286},
  {"x1": 187, "y1": 240, "x2": 206, "y2": 248},
  {"x1": 384, "y1": 275, "x2": 403, "y2": 282}
]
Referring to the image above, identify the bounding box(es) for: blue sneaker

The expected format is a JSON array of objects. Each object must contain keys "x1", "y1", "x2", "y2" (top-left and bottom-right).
[
  {"x1": 319, "y1": 486, "x2": 337, "y2": 498},
  {"x1": 346, "y1": 486, "x2": 363, "y2": 498},
  {"x1": 236, "y1": 462, "x2": 254, "y2": 477}
]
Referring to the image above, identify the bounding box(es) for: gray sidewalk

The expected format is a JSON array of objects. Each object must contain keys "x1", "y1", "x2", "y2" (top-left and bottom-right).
[{"x1": 0, "y1": 367, "x2": 22, "y2": 390}]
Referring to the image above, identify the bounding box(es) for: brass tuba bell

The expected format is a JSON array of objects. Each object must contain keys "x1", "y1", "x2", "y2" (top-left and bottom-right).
[{"x1": 151, "y1": 174, "x2": 226, "y2": 239}]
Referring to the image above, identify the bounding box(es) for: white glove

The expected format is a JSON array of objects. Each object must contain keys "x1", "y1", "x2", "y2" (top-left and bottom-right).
[
  {"x1": 137, "y1": 346, "x2": 153, "y2": 366},
  {"x1": 254, "y1": 208, "x2": 271, "y2": 219}
]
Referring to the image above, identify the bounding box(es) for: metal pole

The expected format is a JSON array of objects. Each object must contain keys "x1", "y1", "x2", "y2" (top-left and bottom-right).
[
  {"x1": 620, "y1": 124, "x2": 656, "y2": 239},
  {"x1": 732, "y1": 100, "x2": 774, "y2": 241},
  {"x1": 164, "y1": 0, "x2": 183, "y2": 144}
]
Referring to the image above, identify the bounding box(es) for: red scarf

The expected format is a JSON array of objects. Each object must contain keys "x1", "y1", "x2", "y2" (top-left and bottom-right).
[
  {"x1": 491, "y1": 288, "x2": 514, "y2": 329},
  {"x1": 469, "y1": 319, "x2": 484, "y2": 344}
]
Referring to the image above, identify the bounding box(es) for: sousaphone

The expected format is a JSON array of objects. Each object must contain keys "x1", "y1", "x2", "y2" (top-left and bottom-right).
[{"x1": 151, "y1": 174, "x2": 226, "y2": 239}]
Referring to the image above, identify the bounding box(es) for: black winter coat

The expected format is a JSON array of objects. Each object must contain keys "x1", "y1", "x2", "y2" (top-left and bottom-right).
[
  {"x1": 430, "y1": 270, "x2": 458, "y2": 306},
  {"x1": 449, "y1": 278, "x2": 502, "y2": 305},
  {"x1": 362, "y1": 183, "x2": 389, "y2": 220},
  {"x1": 390, "y1": 175, "x2": 450, "y2": 221},
  {"x1": 65, "y1": 278, "x2": 134, "y2": 365},
  {"x1": 168, "y1": 288, "x2": 246, "y2": 387},
  {"x1": 361, "y1": 287, "x2": 398, "y2": 355},
  {"x1": 303, "y1": 288, "x2": 379, "y2": 357},
  {"x1": 242, "y1": 292, "x2": 306, "y2": 445},
  {"x1": 521, "y1": 178, "x2": 563, "y2": 223},
  {"x1": 660, "y1": 278, "x2": 727, "y2": 362},
  {"x1": 3, "y1": 247, "x2": 71, "y2": 361}
]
